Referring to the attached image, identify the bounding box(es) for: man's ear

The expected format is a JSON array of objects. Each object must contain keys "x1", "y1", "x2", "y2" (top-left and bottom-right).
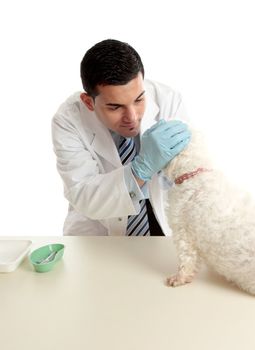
[{"x1": 80, "y1": 93, "x2": 95, "y2": 111}]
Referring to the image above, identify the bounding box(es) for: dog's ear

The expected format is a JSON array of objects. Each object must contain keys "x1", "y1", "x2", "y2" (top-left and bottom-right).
[
  {"x1": 163, "y1": 128, "x2": 201, "y2": 180},
  {"x1": 163, "y1": 128, "x2": 213, "y2": 180},
  {"x1": 164, "y1": 154, "x2": 179, "y2": 180},
  {"x1": 163, "y1": 128, "x2": 194, "y2": 180}
]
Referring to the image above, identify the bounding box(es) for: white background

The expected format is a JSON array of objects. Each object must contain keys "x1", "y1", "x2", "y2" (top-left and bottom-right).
[{"x1": 0, "y1": 0, "x2": 254, "y2": 236}]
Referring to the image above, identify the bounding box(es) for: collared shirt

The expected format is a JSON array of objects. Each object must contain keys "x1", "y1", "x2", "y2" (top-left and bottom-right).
[{"x1": 110, "y1": 131, "x2": 149, "y2": 212}]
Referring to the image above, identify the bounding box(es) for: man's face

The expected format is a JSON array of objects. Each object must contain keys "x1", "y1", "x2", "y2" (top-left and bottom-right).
[{"x1": 81, "y1": 73, "x2": 146, "y2": 137}]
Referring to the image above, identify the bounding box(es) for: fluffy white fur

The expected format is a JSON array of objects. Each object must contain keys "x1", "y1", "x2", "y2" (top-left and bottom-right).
[{"x1": 164, "y1": 130, "x2": 255, "y2": 295}]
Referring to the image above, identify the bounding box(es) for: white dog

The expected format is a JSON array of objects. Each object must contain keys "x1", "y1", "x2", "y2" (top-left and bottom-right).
[{"x1": 164, "y1": 130, "x2": 255, "y2": 295}]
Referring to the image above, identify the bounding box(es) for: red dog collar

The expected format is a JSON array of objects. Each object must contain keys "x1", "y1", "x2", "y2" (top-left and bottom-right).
[{"x1": 174, "y1": 168, "x2": 212, "y2": 185}]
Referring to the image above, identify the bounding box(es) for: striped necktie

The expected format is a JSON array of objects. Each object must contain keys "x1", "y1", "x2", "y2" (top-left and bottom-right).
[{"x1": 118, "y1": 136, "x2": 150, "y2": 236}]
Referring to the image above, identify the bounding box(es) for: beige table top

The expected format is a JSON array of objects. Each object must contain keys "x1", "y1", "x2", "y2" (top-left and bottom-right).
[{"x1": 0, "y1": 236, "x2": 255, "y2": 350}]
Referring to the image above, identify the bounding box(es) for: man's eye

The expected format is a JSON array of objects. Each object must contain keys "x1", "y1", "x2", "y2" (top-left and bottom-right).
[
  {"x1": 135, "y1": 99, "x2": 144, "y2": 103},
  {"x1": 109, "y1": 106, "x2": 120, "y2": 111}
]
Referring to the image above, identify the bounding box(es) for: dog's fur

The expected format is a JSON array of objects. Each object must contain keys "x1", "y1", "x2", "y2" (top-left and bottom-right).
[{"x1": 164, "y1": 130, "x2": 255, "y2": 295}]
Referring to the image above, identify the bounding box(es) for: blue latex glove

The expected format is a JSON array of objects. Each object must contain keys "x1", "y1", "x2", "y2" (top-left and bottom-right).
[{"x1": 131, "y1": 120, "x2": 190, "y2": 181}]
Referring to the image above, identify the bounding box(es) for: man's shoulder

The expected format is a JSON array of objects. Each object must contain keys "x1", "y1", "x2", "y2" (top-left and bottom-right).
[
  {"x1": 144, "y1": 79, "x2": 182, "y2": 104},
  {"x1": 53, "y1": 91, "x2": 90, "y2": 125},
  {"x1": 144, "y1": 79, "x2": 177, "y2": 93},
  {"x1": 55, "y1": 92, "x2": 83, "y2": 115},
  {"x1": 143, "y1": 79, "x2": 188, "y2": 122}
]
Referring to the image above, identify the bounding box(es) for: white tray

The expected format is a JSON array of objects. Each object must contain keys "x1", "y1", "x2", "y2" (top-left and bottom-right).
[{"x1": 0, "y1": 240, "x2": 32, "y2": 272}]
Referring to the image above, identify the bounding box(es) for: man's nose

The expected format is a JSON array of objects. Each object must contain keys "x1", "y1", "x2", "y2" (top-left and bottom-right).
[{"x1": 124, "y1": 107, "x2": 137, "y2": 121}]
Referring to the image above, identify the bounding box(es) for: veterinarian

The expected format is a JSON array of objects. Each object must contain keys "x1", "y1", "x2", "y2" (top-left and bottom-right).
[{"x1": 52, "y1": 39, "x2": 190, "y2": 236}]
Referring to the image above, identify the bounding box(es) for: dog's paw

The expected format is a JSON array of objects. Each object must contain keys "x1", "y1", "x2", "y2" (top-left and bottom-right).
[{"x1": 166, "y1": 273, "x2": 194, "y2": 287}]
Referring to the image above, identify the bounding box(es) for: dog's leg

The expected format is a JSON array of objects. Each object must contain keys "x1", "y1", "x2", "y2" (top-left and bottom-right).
[{"x1": 166, "y1": 231, "x2": 201, "y2": 287}]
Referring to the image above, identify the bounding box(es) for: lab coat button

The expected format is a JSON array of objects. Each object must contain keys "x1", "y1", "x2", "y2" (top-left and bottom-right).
[
  {"x1": 129, "y1": 191, "x2": 136, "y2": 198},
  {"x1": 118, "y1": 217, "x2": 122, "y2": 221}
]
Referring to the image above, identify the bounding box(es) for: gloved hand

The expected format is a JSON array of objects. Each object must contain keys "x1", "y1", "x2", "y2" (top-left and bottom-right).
[{"x1": 131, "y1": 120, "x2": 190, "y2": 181}]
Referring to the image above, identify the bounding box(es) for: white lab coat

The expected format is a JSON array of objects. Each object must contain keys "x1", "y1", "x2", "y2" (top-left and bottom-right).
[{"x1": 52, "y1": 79, "x2": 188, "y2": 236}]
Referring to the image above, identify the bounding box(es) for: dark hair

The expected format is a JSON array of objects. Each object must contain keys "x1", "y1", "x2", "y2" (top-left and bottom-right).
[{"x1": 80, "y1": 39, "x2": 144, "y2": 97}]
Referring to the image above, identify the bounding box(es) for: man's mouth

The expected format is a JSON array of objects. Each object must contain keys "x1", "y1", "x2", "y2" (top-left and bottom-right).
[{"x1": 121, "y1": 123, "x2": 138, "y2": 130}]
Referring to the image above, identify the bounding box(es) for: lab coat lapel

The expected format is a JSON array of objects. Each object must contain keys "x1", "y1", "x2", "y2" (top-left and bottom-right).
[
  {"x1": 92, "y1": 125, "x2": 121, "y2": 168},
  {"x1": 81, "y1": 106, "x2": 121, "y2": 168}
]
